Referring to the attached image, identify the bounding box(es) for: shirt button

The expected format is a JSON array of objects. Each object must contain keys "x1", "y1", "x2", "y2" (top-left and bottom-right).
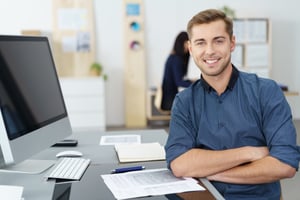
[{"x1": 218, "y1": 100, "x2": 222, "y2": 104}]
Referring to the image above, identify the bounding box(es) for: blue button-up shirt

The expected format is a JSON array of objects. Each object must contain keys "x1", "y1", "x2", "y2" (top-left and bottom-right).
[{"x1": 165, "y1": 66, "x2": 300, "y2": 200}]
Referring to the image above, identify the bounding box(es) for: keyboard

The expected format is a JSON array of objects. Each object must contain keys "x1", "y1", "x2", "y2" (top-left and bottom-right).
[{"x1": 46, "y1": 157, "x2": 91, "y2": 180}]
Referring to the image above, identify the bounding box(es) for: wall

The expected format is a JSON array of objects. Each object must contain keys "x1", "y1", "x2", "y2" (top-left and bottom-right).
[{"x1": 0, "y1": 0, "x2": 299, "y2": 126}]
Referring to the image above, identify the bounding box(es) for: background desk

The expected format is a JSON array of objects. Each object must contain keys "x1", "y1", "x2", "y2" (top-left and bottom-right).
[{"x1": 1, "y1": 129, "x2": 224, "y2": 200}]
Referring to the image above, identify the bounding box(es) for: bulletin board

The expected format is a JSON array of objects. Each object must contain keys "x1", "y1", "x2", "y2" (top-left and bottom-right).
[{"x1": 52, "y1": 0, "x2": 95, "y2": 77}]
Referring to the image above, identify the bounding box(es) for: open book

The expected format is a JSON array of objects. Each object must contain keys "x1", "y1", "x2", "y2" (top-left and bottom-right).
[{"x1": 115, "y1": 142, "x2": 166, "y2": 162}]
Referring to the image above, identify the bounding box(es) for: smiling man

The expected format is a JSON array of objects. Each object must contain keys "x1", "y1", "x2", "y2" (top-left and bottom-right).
[{"x1": 165, "y1": 9, "x2": 300, "y2": 200}]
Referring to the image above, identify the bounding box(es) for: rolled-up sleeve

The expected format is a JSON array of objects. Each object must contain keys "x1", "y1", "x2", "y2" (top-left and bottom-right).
[
  {"x1": 165, "y1": 93, "x2": 197, "y2": 169},
  {"x1": 262, "y1": 81, "x2": 300, "y2": 170}
]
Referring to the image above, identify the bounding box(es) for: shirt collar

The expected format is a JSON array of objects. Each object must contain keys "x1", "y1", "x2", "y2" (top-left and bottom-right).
[{"x1": 200, "y1": 65, "x2": 239, "y2": 92}]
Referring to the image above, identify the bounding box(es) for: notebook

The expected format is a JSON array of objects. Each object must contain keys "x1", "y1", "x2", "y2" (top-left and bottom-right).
[{"x1": 115, "y1": 142, "x2": 166, "y2": 162}]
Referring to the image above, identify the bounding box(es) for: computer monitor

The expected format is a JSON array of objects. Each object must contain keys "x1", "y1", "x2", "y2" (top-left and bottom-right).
[{"x1": 0, "y1": 35, "x2": 72, "y2": 173}]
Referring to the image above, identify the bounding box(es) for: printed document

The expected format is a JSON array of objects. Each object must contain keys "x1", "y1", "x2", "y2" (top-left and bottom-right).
[
  {"x1": 101, "y1": 168, "x2": 205, "y2": 200},
  {"x1": 100, "y1": 135, "x2": 141, "y2": 145},
  {"x1": 115, "y1": 142, "x2": 165, "y2": 162}
]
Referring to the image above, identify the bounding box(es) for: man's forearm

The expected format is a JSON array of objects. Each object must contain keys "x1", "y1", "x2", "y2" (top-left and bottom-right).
[
  {"x1": 207, "y1": 156, "x2": 296, "y2": 184},
  {"x1": 170, "y1": 146, "x2": 269, "y2": 178}
]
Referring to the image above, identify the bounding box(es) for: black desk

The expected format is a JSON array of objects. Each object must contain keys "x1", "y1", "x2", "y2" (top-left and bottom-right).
[
  {"x1": 0, "y1": 129, "x2": 224, "y2": 200},
  {"x1": 53, "y1": 163, "x2": 218, "y2": 200},
  {"x1": 32, "y1": 129, "x2": 169, "y2": 165}
]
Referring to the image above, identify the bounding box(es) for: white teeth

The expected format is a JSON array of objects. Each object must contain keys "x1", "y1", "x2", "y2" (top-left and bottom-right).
[{"x1": 206, "y1": 59, "x2": 217, "y2": 64}]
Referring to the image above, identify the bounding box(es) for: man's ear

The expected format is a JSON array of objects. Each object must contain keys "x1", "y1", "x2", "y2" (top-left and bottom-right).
[
  {"x1": 230, "y1": 35, "x2": 236, "y2": 52},
  {"x1": 188, "y1": 40, "x2": 192, "y2": 54}
]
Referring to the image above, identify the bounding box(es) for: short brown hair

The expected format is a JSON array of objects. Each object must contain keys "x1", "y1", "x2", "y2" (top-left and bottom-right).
[{"x1": 187, "y1": 9, "x2": 233, "y2": 39}]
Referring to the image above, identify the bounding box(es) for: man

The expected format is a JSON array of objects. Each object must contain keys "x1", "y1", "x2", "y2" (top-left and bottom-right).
[{"x1": 165, "y1": 9, "x2": 300, "y2": 199}]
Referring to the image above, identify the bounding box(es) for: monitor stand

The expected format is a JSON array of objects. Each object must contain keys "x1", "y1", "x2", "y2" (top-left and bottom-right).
[{"x1": 0, "y1": 159, "x2": 55, "y2": 174}]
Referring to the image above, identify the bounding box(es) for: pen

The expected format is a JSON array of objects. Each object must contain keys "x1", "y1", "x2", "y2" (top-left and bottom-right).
[{"x1": 111, "y1": 166, "x2": 145, "y2": 173}]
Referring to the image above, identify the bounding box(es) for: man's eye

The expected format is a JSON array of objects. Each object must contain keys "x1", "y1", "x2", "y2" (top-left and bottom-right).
[
  {"x1": 215, "y1": 40, "x2": 224, "y2": 44},
  {"x1": 196, "y1": 41, "x2": 205, "y2": 46}
]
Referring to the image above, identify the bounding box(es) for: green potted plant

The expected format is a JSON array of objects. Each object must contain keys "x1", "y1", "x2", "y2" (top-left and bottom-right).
[
  {"x1": 90, "y1": 62, "x2": 102, "y2": 76},
  {"x1": 220, "y1": 6, "x2": 236, "y2": 18},
  {"x1": 90, "y1": 62, "x2": 108, "y2": 80}
]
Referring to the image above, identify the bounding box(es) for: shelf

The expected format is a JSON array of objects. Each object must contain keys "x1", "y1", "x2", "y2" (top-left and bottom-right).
[{"x1": 232, "y1": 18, "x2": 271, "y2": 78}]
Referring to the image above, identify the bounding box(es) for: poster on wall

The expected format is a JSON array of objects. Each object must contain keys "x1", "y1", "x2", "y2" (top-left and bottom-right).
[{"x1": 57, "y1": 8, "x2": 88, "y2": 30}]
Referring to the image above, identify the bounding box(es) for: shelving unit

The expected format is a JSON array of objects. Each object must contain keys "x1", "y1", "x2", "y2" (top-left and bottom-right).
[
  {"x1": 123, "y1": 0, "x2": 147, "y2": 127},
  {"x1": 231, "y1": 18, "x2": 271, "y2": 78},
  {"x1": 231, "y1": 19, "x2": 298, "y2": 96}
]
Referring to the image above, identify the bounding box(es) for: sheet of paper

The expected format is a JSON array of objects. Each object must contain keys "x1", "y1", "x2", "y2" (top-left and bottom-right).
[
  {"x1": 0, "y1": 185, "x2": 23, "y2": 200},
  {"x1": 101, "y1": 168, "x2": 205, "y2": 200},
  {"x1": 100, "y1": 135, "x2": 141, "y2": 145},
  {"x1": 115, "y1": 142, "x2": 165, "y2": 162}
]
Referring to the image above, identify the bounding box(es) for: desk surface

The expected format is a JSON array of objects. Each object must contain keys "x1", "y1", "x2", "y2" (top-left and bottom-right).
[
  {"x1": 32, "y1": 129, "x2": 169, "y2": 164},
  {"x1": 0, "y1": 129, "x2": 224, "y2": 200},
  {"x1": 0, "y1": 169, "x2": 55, "y2": 200},
  {"x1": 54, "y1": 162, "x2": 218, "y2": 200}
]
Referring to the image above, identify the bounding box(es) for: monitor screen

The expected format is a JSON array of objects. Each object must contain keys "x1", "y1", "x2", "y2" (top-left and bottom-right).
[{"x1": 0, "y1": 35, "x2": 72, "y2": 173}]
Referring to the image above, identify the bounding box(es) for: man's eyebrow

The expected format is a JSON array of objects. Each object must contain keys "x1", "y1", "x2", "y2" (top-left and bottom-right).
[
  {"x1": 192, "y1": 36, "x2": 226, "y2": 43},
  {"x1": 213, "y1": 36, "x2": 226, "y2": 40},
  {"x1": 193, "y1": 38, "x2": 205, "y2": 43}
]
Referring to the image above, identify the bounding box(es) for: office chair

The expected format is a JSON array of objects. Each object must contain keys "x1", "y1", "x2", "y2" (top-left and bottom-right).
[{"x1": 154, "y1": 86, "x2": 171, "y2": 115}]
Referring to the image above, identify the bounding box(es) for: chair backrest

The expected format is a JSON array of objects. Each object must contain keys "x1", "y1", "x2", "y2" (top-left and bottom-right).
[{"x1": 154, "y1": 86, "x2": 171, "y2": 115}]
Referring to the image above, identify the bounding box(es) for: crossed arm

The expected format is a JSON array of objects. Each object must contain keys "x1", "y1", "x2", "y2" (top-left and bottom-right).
[{"x1": 170, "y1": 146, "x2": 296, "y2": 184}]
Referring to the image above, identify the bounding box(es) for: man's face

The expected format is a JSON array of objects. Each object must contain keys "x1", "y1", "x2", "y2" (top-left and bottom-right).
[{"x1": 188, "y1": 20, "x2": 235, "y2": 78}]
